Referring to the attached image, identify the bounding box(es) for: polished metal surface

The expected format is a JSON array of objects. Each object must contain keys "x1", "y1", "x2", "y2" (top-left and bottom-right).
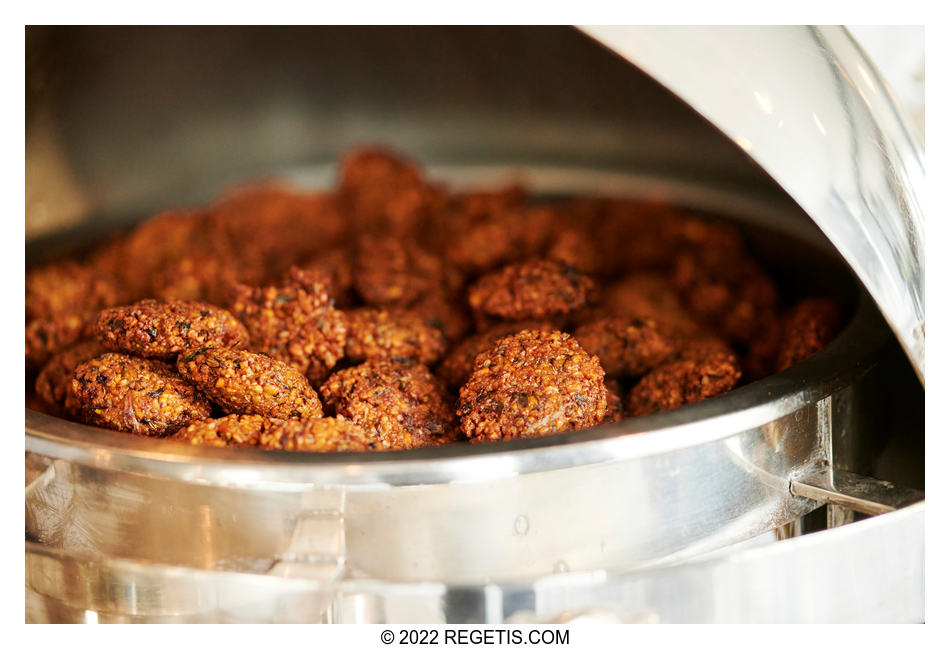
[
  {"x1": 25, "y1": 502, "x2": 924, "y2": 623},
  {"x1": 790, "y1": 466, "x2": 924, "y2": 516},
  {"x1": 583, "y1": 26, "x2": 926, "y2": 381}
]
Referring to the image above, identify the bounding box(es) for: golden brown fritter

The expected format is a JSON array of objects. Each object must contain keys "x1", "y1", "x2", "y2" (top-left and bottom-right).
[
  {"x1": 151, "y1": 254, "x2": 244, "y2": 306},
  {"x1": 173, "y1": 414, "x2": 376, "y2": 451},
  {"x1": 73, "y1": 353, "x2": 211, "y2": 435},
  {"x1": 26, "y1": 260, "x2": 123, "y2": 321},
  {"x1": 545, "y1": 226, "x2": 602, "y2": 275},
  {"x1": 742, "y1": 311, "x2": 784, "y2": 381},
  {"x1": 176, "y1": 347, "x2": 323, "y2": 419},
  {"x1": 339, "y1": 148, "x2": 443, "y2": 236},
  {"x1": 604, "y1": 379, "x2": 624, "y2": 423},
  {"x1": 35, "y1": 339, "x2": 107, "y2": 417},
  {"x1": 625, "y1": 349, "x2": 741, "y2": 417},
  {"x1": 230, "y1": 267, "x2": 347, "y2": 384},
  {"x1": 437, "y1": 320, "x2": 556, "y2": 388},
  {"x1": 596, "y1": 273, "x2": 702, "y2": 336},
  {"x1": 91, "y1": 209, "x2": 205, "y2": 300},
  {"x1": 565, "y1": 198, "x2": 675, "y2": 274},
  {"x1": 458, "y1": 330, "x2": 608, "y2": 441},
  {"x1": 298, "y1": 248, "x2": 355, "y2": 304},
  {"x1": 573, "y1": 316, "x2": 678, "y2": 378},
  {"x1": 208, "y1": 185, "x2": 348, "y2": 276},
  {"x1": 344, "y1": 308, "x2": 447, "y2": 365},
  {"x1": 352, "y1": 235, "x2": 443, "y2": 307},
  {"x1": 406, "y1": 289, "x2": 472, "y2": 344},
  {"x1": 675, "y1": 334, "x2": 736, "y2": 361},
  {"x1": 468, "y1": 259, "x2": 595, "y2": 321},
  {"x1": 434, "y1": 188, "x2": 553, "y2": 274},
  {"x1": 172, "y1": 414, "x2": 267, "y2": 447},
  {"x1": 96, "y1": 299, "x2": 249, "y2": 360},
  {"x1": 26, "y1": 313, "x2": 95, "y2": 370},
  {"x1": 259, "y1": 416, "x2": 377, "y2": 452},
  {"x1": 775, "y1": 298, "x2": 843, "y2": 371},
  {"x1": 580, "y1": 199, "x2": 745, "y2": 275},
  {"x1": 319, "y1": 359, "x2": 456, "y2": 449},
  {"x1": 672, "y1": 248, "x2": 778, "y2": 344}
]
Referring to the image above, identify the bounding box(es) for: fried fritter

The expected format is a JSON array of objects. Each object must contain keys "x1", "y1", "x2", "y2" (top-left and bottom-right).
[
  {"x1": 339, "y1": 148, "x2": 443, "y2": 236},
  {"x1": 72, "y1": 353, "x2": 211, "y2": 435},
  {"x1": 96, "y1": 299, "x2": 249, "y2": 360},
  {"x1": 91, "y1": 209, "x2": 205, "y2": 300},
  {"x1": 173, "y1": 414, "x2": 267, "y2": 447},
  {"x1": 604, "y1": 379, "x2": 624, "y2": 423},
  {"x1": 151, "y1": 254, "x2": 244, "y2": 306},
  {"x1": 742, "y1": 311, "x2": 784, "y2": 381},
  {"x1": 672, "y1": 248, "x2": 778, "y2": 344},
  {"x1": 259, "y1": 416, "x2": 376, "y2": 452},
  {"x1": 437, "y1": 320, "x2": 556, "y2": 388},
  {"x1": 573, "y1": 316, "x2": 678, "y2": 378},
  {"x1": 35, "y1": 339, "x2": 107, "y2": 417},
  {"x1": 438, "y1": 189, "x2": 554, "y2": 274},
  {"x1": 174, "y1": 413, "x2": 376, "y2": 452},
  {"x1": 26, "y1": 260, "x2": 122, "y2": 321},
  {"x1": 458, "y1": 330, "x2": 608, "y2": 441},
  {"x1": 319, "y1": 359, "x2": 456, "y2": 449},
  {"x1": 353, "y1": 235, "x2": 443, "y2": 307},
  {"x1": 406, "y1": 289, "x2": 472, "y2": 344},
  {"x1": 597, "y1": 273, "x2": 702, "y2": 336},
  {"x1": 344, "y1": 308, "x2": 446, "y2": 365},
  {"x1": 775, "y1": 298, "x2": 843, "y2": 371},
  {"x1": 625, "y1": 348, "x2": 741, "y2": 417},
  {"x1": 545, "y1": 226, "x2": 602, "y2": 275},
  {"x1": 176, "y1": 347, "x2": 323, "y2": 419},
  {"x1": 26, "y1": 313, "x2": 94, "y2": 370},
  {"x1": 208, "y1": 186, "x2": 348, "y2": 276},
  {"x1": 298, "y1": 248, "x2": 355, "y2": 304},
  {"x1": 468, "y1": 259, "x2": 594, "y2": 321},
  {"x1": 230, "y1": 267, "x2": 347, "y2": 384}
]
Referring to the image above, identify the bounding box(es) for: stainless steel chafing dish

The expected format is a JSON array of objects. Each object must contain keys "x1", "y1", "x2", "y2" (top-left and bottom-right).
[{"x1": 25, "y1": 26, "x2": 924, "y2": 623}]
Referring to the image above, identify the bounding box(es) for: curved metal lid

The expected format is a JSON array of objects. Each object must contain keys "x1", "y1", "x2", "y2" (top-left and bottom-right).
[{"x1": 582, "y1": 25, "x2": 925, "y2": 382}]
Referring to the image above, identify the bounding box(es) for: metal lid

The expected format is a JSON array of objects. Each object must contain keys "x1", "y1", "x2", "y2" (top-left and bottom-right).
[{"x1": 582, "y1": 26, "x2": 925, "y2": 382}]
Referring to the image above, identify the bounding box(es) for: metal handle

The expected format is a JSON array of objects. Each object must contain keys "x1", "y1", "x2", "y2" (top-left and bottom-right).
[{"x1": 789, "y1": 466, "x2": 923, "y2": 517}]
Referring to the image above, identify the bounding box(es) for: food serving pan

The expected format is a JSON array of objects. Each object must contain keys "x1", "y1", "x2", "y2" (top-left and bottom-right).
[{"x1": 25, "y1": 26, "x2": 924, "y2": 622}]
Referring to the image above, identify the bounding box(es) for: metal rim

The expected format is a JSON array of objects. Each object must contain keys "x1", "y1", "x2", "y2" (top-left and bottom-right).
[{"x1": 25, "y1": 166, "x2": 894, "y2": 488}]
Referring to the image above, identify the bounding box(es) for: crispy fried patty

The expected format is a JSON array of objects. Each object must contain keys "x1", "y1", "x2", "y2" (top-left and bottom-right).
[
  {"x1": 573, "y1": 316, "x2": 677, "y2": 378},
  {"x1": 73, "y1": 353, "x2": 211, "y2": 435},
  {"x1": 176, "y1": 347, "x2": 323, "y2": 419},
  {"x1": 625, "y1": 349, "x2": 741, "y2": 417},
  {"x1": 458, "y1": 330, "x2": 608, "y2": 441},
  {"x1": 230, "y1": 266, "x2": 347, "y2": 384},
  {"x1": 319, "y1": 359, "x2": 455, "y2": 449},
  {"x1": 174, "y1": 414, "x2": 376, "y2": 451},
  {"x1": 775, "y1": 298, "x2": 842, "y2": 371},
  {"x1": 97, "y1": 299, "x2": 249, "y2": 359},
  {"x1": 468, "y1": 259, "x2": 595, "y2": 321},
  {"x1": 35, "y1": 339, "x2": 107, "y2": 417},
  {"x1": 344, "y1": 308, "x2": 447, "y2": 365}
]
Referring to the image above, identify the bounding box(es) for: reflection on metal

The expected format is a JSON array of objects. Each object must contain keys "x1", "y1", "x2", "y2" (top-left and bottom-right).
[
  {"x1": 790, "y1": 467, "x2": 923, "y2": 516},
  {"x1": 582, "y1": 26, "x2": 925, "y2": 381},
  {"x1": 24, "y1": 503, "x2": 924, "y2": 623}
]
